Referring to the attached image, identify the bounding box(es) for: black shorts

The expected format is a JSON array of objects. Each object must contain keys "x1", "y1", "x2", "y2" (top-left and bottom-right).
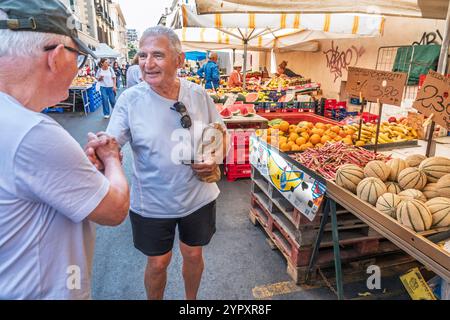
[{"x1": 129, "y1": 201, "x2": 216, "y2": 256}]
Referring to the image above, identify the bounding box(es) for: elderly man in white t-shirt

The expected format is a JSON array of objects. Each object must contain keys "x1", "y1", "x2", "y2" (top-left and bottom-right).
[
  {"x1": 0, "y1": 0, "x2": 129, "y2": 299},
  {"x1": 87, "y1": 26, "x2": 228, "y2": 300}
]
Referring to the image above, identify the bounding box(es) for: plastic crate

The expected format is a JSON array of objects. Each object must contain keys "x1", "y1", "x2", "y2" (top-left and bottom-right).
[
  {"x1": 362, "y1": 112, "x2": 379, "y2": 123},
  {"x1": 225, "y1": 163, "x2": 252, "y2": 181}
]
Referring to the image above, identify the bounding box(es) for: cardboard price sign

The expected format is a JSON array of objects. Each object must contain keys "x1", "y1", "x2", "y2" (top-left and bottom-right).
[
  {"x1": 412, "y1": 70, "x2": 450, "y2": 130},
  {"x1": 346, "y1": 67, "x2": 407, "y2": 106}
]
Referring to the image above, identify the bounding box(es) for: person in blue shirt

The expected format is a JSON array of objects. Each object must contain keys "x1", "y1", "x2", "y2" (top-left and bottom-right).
[{"x1": 197, "y1": 52, "x2": 220, "y2": 90}]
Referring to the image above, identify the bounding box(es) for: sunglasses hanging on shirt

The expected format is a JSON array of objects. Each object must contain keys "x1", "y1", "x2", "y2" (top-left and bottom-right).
[{"x1": 171, "y1": 101, "x2": 192, "y2": 129}]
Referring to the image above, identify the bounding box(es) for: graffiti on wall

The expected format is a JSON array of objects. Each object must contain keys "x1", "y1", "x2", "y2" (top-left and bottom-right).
[
  {"x1": 412, "y1": 30, "x2": 443, "y2": 46},
  {"x1": 323, "y1": 40, "x2": 365, "y2": 82}
]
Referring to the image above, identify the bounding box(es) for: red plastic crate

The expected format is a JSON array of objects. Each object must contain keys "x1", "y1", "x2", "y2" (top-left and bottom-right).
[
  {"x1": 361, "y1": 112, "x2": 379, "y2": 123},
  {"x1": 225, "y1": 164, "x2": 252, "y2": 181}
]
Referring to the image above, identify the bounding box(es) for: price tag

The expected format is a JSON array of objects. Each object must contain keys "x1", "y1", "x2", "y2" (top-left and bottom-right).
[
  {"x1": 346, "y1": 67, "x2": 407, "y2": 106},
  {"x1": 412, "y1": 70, "x2": 450, "y2": 130},
  {"x1": 400, "y1": 267, "x2": 436, "y2": 300}
]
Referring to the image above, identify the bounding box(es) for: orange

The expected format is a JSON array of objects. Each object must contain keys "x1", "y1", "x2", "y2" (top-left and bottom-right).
[
  {"x1": 328, "y1": 131, "x2": 337, "y2": 139},
  {"x1": 345, "y1": 128, "x2": 356, "y2": 136},
  {"x1": 279, "y1": 121, "x2": 289, "y2": 133},
  {"x1": 291, "y1": 144, "x2": 301, "y2": 152},
  {"x1": 339, "y1": 130, "x2": 347, "y2": 138},
  {"x1": 295, "y1": 127, "x2": 302, "y2": 134},
  {"x1": 307, "y1": 122, "x2": 314, "y2": 129},
  {"x1": 355, "y1": 140, "x2": 365, "y2": 147},
  {"x1": 311, "y1": 128, "x2": 324, "y2": 136},
  {"x1": 289, "y1": 133, "x2": 299, "y2": 142},
  {"x1": 300, "y1": 132, "x2": 310, "y2": 141},
  {"x1": 321, "y1": 135, "x2": 331, "y2": 144},
  {"x1": 334, "y1": 135, "x2": 342, "y2": 141},
  {"x1": 295, "y1": 137, "x2": 307, "y2": 146},
  {"x1": 342, "y1": 137, "x2": 353, "y2": 145},
  {"x1": 278, "y1": 136, "x2": 288, "y2": 145},
  {"x1": 309, "y1": 134, "x2": 322, "y2": 145},
  {"x1": 280, "y1": 143, "x2": 291, "y2": 152},
  {"x1": 305, "y1": 142, "x2": 314, "y2": 149},
  {"x1": 299, "y1": 144, "x2": 309, "y2": 151},
  {"x1": 331, "y1": 125, "x2": 341, "y2": 134},
  {"x1": 287, "y1": 141, "x2": 295, "y2": 147},
  {"x1": 315, "y1": 122, "x2": 326, "y2": 129},
  {"x1": 315, "y1": 143, "x2": 324, "y2": 149}
]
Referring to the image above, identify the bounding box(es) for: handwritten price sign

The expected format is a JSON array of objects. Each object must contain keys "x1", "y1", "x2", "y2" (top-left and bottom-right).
[
  {"x1": 346, "y1": 67, "x2": 407, "y2": 106},
  {"x1": 413, "y1": 70, "x2": 450, "y2": 130}
]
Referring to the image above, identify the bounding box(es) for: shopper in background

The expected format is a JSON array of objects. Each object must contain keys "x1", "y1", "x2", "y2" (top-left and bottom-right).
[
  {"x1": 96, "y1": 58, "x2": 117, "y2": 119},
  {"x1": 113, "y1": 60, "x2": 123, "y2": 89},
  {"x1": 0, "y1": 0, "x2": 129, "y2": 300},
  {"x1": 126, "y1": 54, "x2": 142, "y2": 88},
  {"x1": 121, "y1": 63, "x2": 128, "y2": 86},
  {"x1": 277, "y1": 60, "x2": 302, "y2": 78},
  {"x1": 227, "y1": 62, "x2": 243, "y2": 88},
  {"x1": 197, "y1": 52, "x2": 220, "y2": 90},
  {"x1": 86, "y1": 26, "x2": 227, "y2": 300}
]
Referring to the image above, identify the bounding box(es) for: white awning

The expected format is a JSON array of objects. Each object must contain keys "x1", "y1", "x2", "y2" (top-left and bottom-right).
[
  {"x1": 194, "y1": 0, "x2": 449, "y2": 20},
  {"x1": 93, "y1": 43, "x2": 121, "y2": 59},
  {"x1": 178, "y1": 4, "x2": 385, "y2": 36}
]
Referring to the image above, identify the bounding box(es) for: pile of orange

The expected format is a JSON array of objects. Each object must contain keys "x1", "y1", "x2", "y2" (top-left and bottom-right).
[{"x1": 256, "y1": 120, "x2": 357, "y2": 152}]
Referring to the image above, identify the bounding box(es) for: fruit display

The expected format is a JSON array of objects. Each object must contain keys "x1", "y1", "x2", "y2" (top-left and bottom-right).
[
  {"x1": 332, "y1": 153, "x2": 450, "y2": 232},
  {"x1": 347, "y1": 122, "x2": 418, "y2": 144},
  {"x1": 218, "y1": 104, "x2": 256, "y2": 119},
  {"x1": 264, "y1": 76, "x2": 311, "y2": 90},
  {"x1": 186, "y1": 76, "x2": 201, "y2": 84},
  {"x1": 289, "y1": 142, "x2": 390, "y2": 179},
  {"x1": 71, "y1": 76, "x2": 95, "y2": 87}
]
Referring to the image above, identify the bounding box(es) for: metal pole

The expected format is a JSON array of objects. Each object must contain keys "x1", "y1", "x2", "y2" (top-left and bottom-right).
[
  {"x1": 374, "y1": 99, "x2": 383, "y2": 154},
  {"x1": 330, "y1": 199, "x2": 344, "y2": 300},
  {"x1": 427, "y1": 3, "x2": 450, "y2": 157},
  {"x1": 232, "y1": 48, "x2": 236, "y2": 64},
  {"x1": 243, "y1": 40, "x2": 248, "y2": 90}
]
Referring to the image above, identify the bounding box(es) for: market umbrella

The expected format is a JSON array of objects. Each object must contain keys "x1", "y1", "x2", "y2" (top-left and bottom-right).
[
  {"x1": 168, "y1": 3, "x2": 385, "y2": 87},
  {"x1": 194, "y1": 0, "x2": 449, "y2": 20},
  {"x1": 93, "y1": 43, "x2": 121, "y2": 59}
]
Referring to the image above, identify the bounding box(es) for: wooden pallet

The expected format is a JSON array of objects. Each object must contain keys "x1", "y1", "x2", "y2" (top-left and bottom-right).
[{"x1": 249, "y1": 207, "x2": 413, "y2": 285}]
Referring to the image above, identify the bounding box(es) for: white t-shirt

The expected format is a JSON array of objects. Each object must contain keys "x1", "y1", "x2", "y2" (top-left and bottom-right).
[
  {"x1": 106, "y1": 79, "x2": 225, "y2": 218},
  {"x1": 96, "y1": 67, "x2": 115, "y2": 88},
  {"x1": 0, "y1": 92, "x2": 110, "y2": 299},
  {"x1": 126, "y1": 65, "x2": 142, "y2": 88}
]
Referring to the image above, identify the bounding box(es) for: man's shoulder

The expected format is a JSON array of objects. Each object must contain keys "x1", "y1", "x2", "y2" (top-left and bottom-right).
[{"x1": 181, "y1": 78, "x2": 207, "y2": 96}]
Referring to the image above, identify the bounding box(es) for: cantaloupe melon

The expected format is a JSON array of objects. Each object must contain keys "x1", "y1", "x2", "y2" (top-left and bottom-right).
[
  {"x1": 364, "y1": 160, "x2": 390, "y2": 182},
  {"x1": 396, "y1": 199, "x2": 432, "y2": 232},
  {"x1": 422, "y1": 183, "x2": 439, "y2": 200},
  {"x1": 376, "y1": 193, "x2": 402, "y2": 218},
  {"x1": 425, "y1": 197, "x2": 450, "y2": 228},
  {"x1": 386, "y1": 158, "x2": 408, "y2": 182},
  {"x1": 357, "y1": 177, "x2": 388, "y2": 205},
  {"x1": 335, "y1": 164, "x2": 365, "y2": 193},
  {"x1": 397, "y1": 167, "x2": 427, "y2": 190},
  {"x1": 385, "y1": 181, "x2": 402, "y2": 194},
  {"x1": 398, "y1": 189, "x2": 427, "y2": 202},
  {"x1": 418, "y1": 156, "x2": 450, "y2": 183},
  {"x1": 436, "y1": 174, "x2": 450, "y2": 197},
  {"x1": 405, "y1": 154, "x2": 427, "y2": 167}
]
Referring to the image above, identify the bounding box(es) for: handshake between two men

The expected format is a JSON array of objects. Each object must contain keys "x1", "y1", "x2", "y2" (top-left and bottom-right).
[{"x1": 84, "y1": 131, "x2": 224, "y2": 183}]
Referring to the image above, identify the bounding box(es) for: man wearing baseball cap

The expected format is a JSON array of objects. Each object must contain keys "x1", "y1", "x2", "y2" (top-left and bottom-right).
[{"x1": 0, "y1": 0, "x2": 130, "y2": 299}]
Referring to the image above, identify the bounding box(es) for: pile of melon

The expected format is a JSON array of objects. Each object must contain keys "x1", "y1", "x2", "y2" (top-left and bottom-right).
[{"x1": 335, "y1": 155, "x2": 450, "y2": 233}]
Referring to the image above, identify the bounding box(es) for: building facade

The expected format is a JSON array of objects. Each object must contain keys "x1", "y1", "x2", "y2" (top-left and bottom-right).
[
  {"x1": 111, "y1": 2, "x2": 128, "y2": 63},
  {"x1": 94, "y1": 0, "x2": 114, "y2": 47}
]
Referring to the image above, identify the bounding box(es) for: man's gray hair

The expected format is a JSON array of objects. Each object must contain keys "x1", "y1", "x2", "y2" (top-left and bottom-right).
[
  {"x1": 0, "y1": 10, "x2": 69, "y2": 57},
  {"x1": 139, "y1": 26, "x2": 182, "y2": 54}
]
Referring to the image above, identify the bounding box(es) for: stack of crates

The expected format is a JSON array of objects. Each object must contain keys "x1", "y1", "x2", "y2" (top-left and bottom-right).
[
  {"x1": 87, "y1": 84, "x2": 102, "y2": 112},
  {"x1": 224, "y1": 129, "x2": 253, "y2": 181}
]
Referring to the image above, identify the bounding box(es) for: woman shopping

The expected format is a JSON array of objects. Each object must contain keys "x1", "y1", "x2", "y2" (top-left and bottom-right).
[{"x1": 96, "y1": 58, "x2": 117, "y2": 119}]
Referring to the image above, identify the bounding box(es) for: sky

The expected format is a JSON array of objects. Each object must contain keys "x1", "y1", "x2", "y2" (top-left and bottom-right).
[{"x1": 117, "y1": 0, "x2": 175, "y2": 35}]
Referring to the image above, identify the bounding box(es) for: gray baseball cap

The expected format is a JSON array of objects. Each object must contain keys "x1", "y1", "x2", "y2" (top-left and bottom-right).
[{"x1": 0, "y1": 0, "x2": 96, "y2": 58}]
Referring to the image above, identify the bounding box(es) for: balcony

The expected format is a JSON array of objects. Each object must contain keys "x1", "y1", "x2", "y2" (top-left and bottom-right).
[{"x1": 95, "y1": 4, "x2": 103, "y2": 17}]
